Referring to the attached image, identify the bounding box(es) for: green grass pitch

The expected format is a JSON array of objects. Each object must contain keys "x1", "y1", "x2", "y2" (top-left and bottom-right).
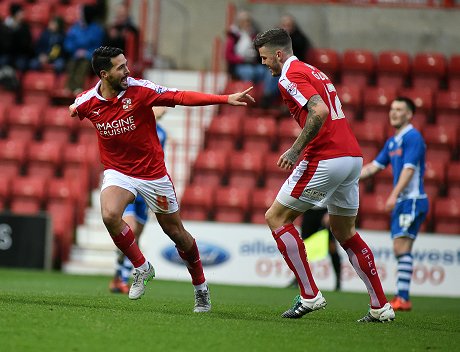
[{"x1": 0, "y1": 268, "x2": 459, "y2": 352}]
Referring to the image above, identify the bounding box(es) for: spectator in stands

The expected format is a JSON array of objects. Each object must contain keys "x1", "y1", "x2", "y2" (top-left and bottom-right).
[
  {"x1": 104, "y1": 3, "x2": 138, "y2": 52},
  {"x1": 69, "y1": 46, "x2": 253, "y2": 310},
  {"x1": 225, "y1": 10, "x2": 265, "y2": 84},
  {"x1": 279, "y1": 14, "x2": 312, "y2": 62},
  {"x1": 110, "y1": 107, "x2": 167, "y2": 294},
  {"x1": 1, "y1": 3, "x2": 33, "y2": 72},
  {"x1": 360, "y1": 97, "x2": 429, "y2": 312},
  {"x1": 254, "y1": 28, "x2": 394, "y2": 322},
  {"x1": 30, "y1": 16, "x2": 67, "y2": 74},
  {"x1": 64, "y1": 5, "x2": 105, "y2": 94}
]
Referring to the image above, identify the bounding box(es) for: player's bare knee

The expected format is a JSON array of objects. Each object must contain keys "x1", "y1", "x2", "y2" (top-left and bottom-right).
[{"x1": 101, "y1": 208, "x2": 121, "y2": 229}]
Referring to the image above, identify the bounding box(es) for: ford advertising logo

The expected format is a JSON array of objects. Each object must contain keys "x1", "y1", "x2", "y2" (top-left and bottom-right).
[{"x1": 162, "y1": 242, "x2": 230, "y2": 266}]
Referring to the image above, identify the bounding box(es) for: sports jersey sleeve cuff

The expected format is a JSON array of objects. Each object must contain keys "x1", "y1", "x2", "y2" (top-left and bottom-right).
[
  {"x1": 372, "y1": 160, "x2": 386, "y2": 169},
  {"x1": 403, "y1": 163, "x2": 416, "y2": 169}
]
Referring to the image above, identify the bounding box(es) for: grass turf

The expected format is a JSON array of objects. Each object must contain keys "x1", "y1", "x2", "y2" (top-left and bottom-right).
[{"x1": 0, "y1": 268, "x2": 459, "y2": 352}]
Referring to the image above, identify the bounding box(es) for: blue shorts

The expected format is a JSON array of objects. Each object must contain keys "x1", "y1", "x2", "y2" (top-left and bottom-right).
[
  {"x1": 391, "y1": 198, "x2": 429, "y2": 239},
  {"x1": 123, "y1": 194, "x2": 149, "y2": 225}
]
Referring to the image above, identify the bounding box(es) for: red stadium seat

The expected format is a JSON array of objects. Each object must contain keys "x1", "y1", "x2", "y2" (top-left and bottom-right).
[
  {"x1": 46, "y1": 200, "x2": 75, "y2": 264},
  {"x1": 22, "y1": 71, "x2": 56, "y2": 105},
  {"x1": 205, "y1": 114, "x2": 242, "y2": 150},
  {"x1": 249, "y1": 188, "x2": 278, "y2": 224},
  {"x1": 10, "y1": 199, "x2": 41, "y2": 215},
  {"x1": 241, "y1": 117, "x2": 277, "y2": 152},
  {"x1": 180, "y1": 184, "x2": 215, "y2": 221},
  {"x1": 358, "y1": 193, "x2": 390, "y2": 231},
  {"x1": 0, "y1": 104, "x2": 9, "y2": 137},
  {"x1": 362, "y1": 86, "x2": 397, "y2": 122},
  {"x1": 360, "y1": 145, "x2": 379, "y2": 165},
  {"x1": 412, "y1": 52, "x2": 447, "y2": 90},
  {"x1": 47, "y1": 178, "x2": 78, "y2": 206},
  {"x1": 422, "y1": 125, "x2": 458, "y2": 159},
  {"x1": 399, "y1": 88, "x2": 434, "y2": 123},
  {"x1": 23, "y1": 2, "x2": 51, "y2": 26},
  {"x1": 191, "y1": 149, "x2": 228, "y2": 186},
  {"x1": 55, "y1": 4, "x2": 80, "y2": 27},
  {"x1": 263, "y1": 152, "x2": 291, "y2": 189},
  {"x1": 373, "y1": 165, "x2": 393, "y2": 185},
  {"x1": 425, "y1": 149, "x2": 452, "y2": 164},
  {"x1": 376, "y1": 51, "x2": 411, "y2": 89},
  {"x1": 446, "y1": 162, "x2": 460, "y2": 187},
  {"x1": 448, "y1": 54, "x2": 460, "y2": 90},
  {"x1": 341, "y1": 49, "x2": 375, "y2": 89},
  {"x1": 227, "y1": 150, "x2": 264, "y2": 188},
  {"x1": 308, "y1": 48, "x2": 341, "y2": 81},
  {"x1": 42, "y1": 106, "x2": 75, "y2": 143},
  {"x1": 278, "y1": 118, "x2": 302, "y2": 152},
  {"x1": 434, "y1": 90, "x2": 460, "y2": 128},
  {"x1": 0, "y1": 176, "x2": 11, "y2": 208},
  {"x1": 213, "y1": 186, "x2": 250, "y2": 223},
  {"x1": 335, "y1": 84, "x2": 362, "y2": 120},
  {"x1": 11, "y1": 176, "x2": 48, "y2": 213},
  {"x1": 7, "y1": 104, "x2": 43, "y2": 140},
  {"x1": 350, "y1": 120, "x2": 387, "y2": 148},
  {"x1": 433, "y1": 198, "x2": 460, "y2": 235},
  {"x1": 424, "y1": 160, "x2": 446, "y2": 188},
  {"x1": 27, "y1": 141, "x2": 63, "y2": 178},
  {"x1": 0, "y1": 139, "x2": 28, "y2": 177}
]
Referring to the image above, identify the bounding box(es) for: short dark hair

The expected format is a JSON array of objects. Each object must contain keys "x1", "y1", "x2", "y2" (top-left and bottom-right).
[
  {"x1": 92, "y1": 46, "x2": 124, "y2": 78},
  {"x1": 394, "y1": 96, "x2": 416, "y2": 114},
  {"x1": 253, "y1": 28, "x2": 292, "y2": 53}
]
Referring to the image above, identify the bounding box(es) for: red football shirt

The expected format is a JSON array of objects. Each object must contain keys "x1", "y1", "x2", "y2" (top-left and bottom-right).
[
  {"x1": 74, "y1": 77, "x2": 227, "y2": 180},
  {"x1": 278, "y1": 56, "x2": 362, "y2": 162}
]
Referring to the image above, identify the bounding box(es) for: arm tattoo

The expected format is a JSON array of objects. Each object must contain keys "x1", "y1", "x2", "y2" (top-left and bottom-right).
[{"x1": 291, "y1": 95, "x2": 326, "y2": 153}]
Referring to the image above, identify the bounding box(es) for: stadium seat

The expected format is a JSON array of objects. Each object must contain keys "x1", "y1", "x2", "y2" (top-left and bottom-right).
[
  {"x1": 424, "y1": 160, "x2": 446, "y2": 193},
  {"x1": 0, "y1": 176, "x2": 11, "y2": 208},
  {"x1": 433, "y1": 198, "x2": 460, "y2": 235},
  {"x1": 308, "y1": 48, "x2": 341, "y2": 81},
  {"x1": 27, "y1": 141, "x2": 63, "y2": 178},
  {"x1": 10, "y1": 176, "x2": 48, "y2": 214},
  {"x1": 341, "y1": 49, "x2": 375, "y2": 89},
  {"x1": 55, "y1": 4, "x2": 81, "y2": 27},
  {"x1": 360, "y1": 145, "x2": 379, "y2": 164},
  {"x1": 205, "y1": 114, "x2": 242, "y2": 150},
  {"x1": 23, "y1": 2, "x2": 51, "y2": 26},
  {"x1": 362, "y1": 86, "x2": 397, "y2": 122},
  {"x1": 213, "y1": 186, "x2": 250, "y2": 223},
  {"x1": 335, "y1": 84, "x2": 362, "y2": 121},
  {"x1": 10, "y1": 198, "x2": 41, "y2": 215},
  {"x1": 47, "y1": 178, "x2": 77, "y2": 206},
  {"x1": 227, "y1": 150, "x2": 264, "y2": 188},
  {"x1": 412, "y1": 52, "x2": 447, "y2": 90},
  {"x1": 7, "y1": 104, "x2": 43, "y2": 140},
  {"x1": 42, "y1": 106, "x2": 75, "y2": 143},
  {"x1": 180, "y1": 184, "x2": 215, "y2": 221},
  {"x1": 0, "y1": 139, "x2": 28, "y2": 177},
  {"x1": 0, "y1": 104, "x2": 9, "y2": 137},
  {"x1": 278, "y1": 118, "x2": 302, "y2": 152},
  {"x1": 241, "y1": 117, "x2": 277, "y2": 152},
  {"x1": 191, "y1": 149, "x2": 228, "y2": 186},
  {"x1": 263, "y1": 152, "x2": 291, "y2": 189},
  {"x1": 249, "y1": 188, "x2": 278, "y2": 224},
  {"x1": 376, "y1": 50, "x2": 411, "y2": 89},
  {"x1": 21, "y1": 71, "x2": 55, "y2": 106},
  {"x1": 373, "y1": 165, "x2": 393, "y2": 185},
  {"x1": 358, "y1": 193, "x2": 390, "y2": 231},
  {"x1": 434, "y1": 90, "x2": 460, "y2": 127},
  {"x1": 422, "y1": 125, "x2": 458, "y2": 160},
  {"x1": 350, "y1": 120, "x2": 387, "y2": 148},
  {"x1": 46, "y1": 200, "x2": 76, "y2": 264},
  {"x1": 447, "y1": 54, "x2": 460, "y2": 90}
]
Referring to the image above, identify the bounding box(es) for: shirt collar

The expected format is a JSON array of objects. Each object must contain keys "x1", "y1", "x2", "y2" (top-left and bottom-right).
[
  {"x1": 394, "y1": 123, "x2": 413, "y2": 142},
  {"x1": 94, "y1": 79, "x2": 127, "y2": 101},
  {"x1": 281, "y1": 55, "x2": 298, "y2": 77}
]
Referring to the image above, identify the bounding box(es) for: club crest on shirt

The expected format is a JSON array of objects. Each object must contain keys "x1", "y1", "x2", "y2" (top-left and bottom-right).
[
  {"x1": 122, "y1": 98, "x2": 132, "y2": 110},
  {"x1": 154, "y1": 84, "x2": 168, "y2": 94},
  {"x1": 287, "y1": 82, "x2": 297, "y2": 96}
]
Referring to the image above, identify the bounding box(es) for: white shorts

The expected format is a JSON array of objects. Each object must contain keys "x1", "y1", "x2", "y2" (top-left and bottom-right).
[
  {"x1": 276, "y1": 156, "x2": 362, "y2": 216},
  {"x1": 101, "y1": 169, "x2": 179, "y2": 214}
]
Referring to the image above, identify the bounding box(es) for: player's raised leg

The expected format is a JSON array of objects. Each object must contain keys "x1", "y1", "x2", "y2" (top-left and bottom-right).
[
  {"x1": 265, "y1": 201, "x2": 326, "y2": 319},
  {"x1": 156, "y1": 211, "x2": 211, "y2": 312},
  {"x1": 101, "y1": 185, "x2": 154, "y2": 300}
]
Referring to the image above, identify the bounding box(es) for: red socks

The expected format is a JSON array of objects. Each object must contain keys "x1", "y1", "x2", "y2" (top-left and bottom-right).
[
  {"x1": 112, "y1": 226, "x2": 145, "y2": 268},
  {"x1": 342, "y1": 233, "x2": 388, "y2": 308},
  {"x1": 273, "y1": 224, "x2": 318, "y2": 299},
  {"x1": 177, "y1": 240, "x2": 206, "y2": 285}
]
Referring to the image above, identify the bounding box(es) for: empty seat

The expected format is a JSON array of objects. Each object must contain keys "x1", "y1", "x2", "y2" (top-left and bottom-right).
[
  {"x1": 362, "y1": 86, "x2": 397, "y2": 122},
  {"x1": 21, "y1": 71, "x2": 56, "y2": 105},
  {"x1": 250, "y1": 188, "x2": 278, "y2": 224},
  {"x1": 55, "y1": 4, "x2": 81, "y2": 27},
  {"x1": 350, "y1": 120, "x2": 387, "y2": 147},
  {"x1": 335, "y1": 84, "x2": 362, "y2": 120},
  {"x1": 422, "y1": 125, "x2": 458, "y2": 159},
  {"x1": 27, "y1": 141, "x2": 63, "y2": 178},
  {"x1": 448, "y1": 54, "x2": 460, "y2": 89},
  {"x1": 47, "y1": 178, "x2": 77, "y2": 205},
  {"x1": 213, "y1": 186, "x2": 250, "y2": 223},
  {"x1": 241, "y1": 117, "x2": 277, "y2": 152},
  {"x1": 205, "y1": 114, "x2": 242, "y2": 150},
  {"x1": 278, "y1": 118, "x2": 302, "y2": 152},
  {"x1": 10, "y1": 199, "x2": 41, "y2": 215},
  {"x1": 412, "y1": 52, "x2": 447, "y2": 90},
  {"x1": 42, "y1": 106, "x2": 75, "y2": 142},
  {"x1": 227, "y1": 150, "x2": 264, "y2": 188},
  {"x1": 191, "y1": 149, "x2": 228, "y2": 186},
  {"x1": 46, "y1": 200, "x2": 75, "y2": 265},
  {"x1": 360, "y1": 145, "x2": 379, "y2": 164},
  {"x1": 341, "y1": 49, "x2": 375, "y2": 89},
  {"x1": 433, "y1": 198, "x2": 460, "y2": 234},
  {"x1": 376, "y1": 50, "x2": 411, "y2": 89},
  {"x1": 0, "y1": 139, "x2": 28, "y2": 177},
  {"x1": 358, "y1": 193, "x2": 390, "y2": 231},
  {"x1": 434, "y1": 90, "x2": 460, "y2": 127},
  {"x1": 0, "y1": 176, "x2": 11, "y2": 208},
  {"x1": 23, "y1": 2, "x2": 52, "y2": 27},
  {"x1": 180, "y1": 184, "x2": 215, "y2": 221},
  {"x1": 263, "y1": 152, "x2": 291, "y2": 189},
  {"x1": 308, "y1": 48, "x2": 341, "y2": 81},
  {"x1": 11, "y1": 175, "x2": 48, "y2": 203},
  {"x1": 7, "y1": 104, "x2": 43, "y2": 140},
  {"x1": 424, "y1": 160, "x2": 446, "y2": 194}
]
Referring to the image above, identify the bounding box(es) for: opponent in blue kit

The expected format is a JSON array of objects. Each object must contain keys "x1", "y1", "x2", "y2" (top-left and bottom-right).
[
  {"x1": 109, "y1": 107, "x2": 167, "y2": 293},
  {"x1": 361, "y1": 97, "x2": 429, "y2": 311}
]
